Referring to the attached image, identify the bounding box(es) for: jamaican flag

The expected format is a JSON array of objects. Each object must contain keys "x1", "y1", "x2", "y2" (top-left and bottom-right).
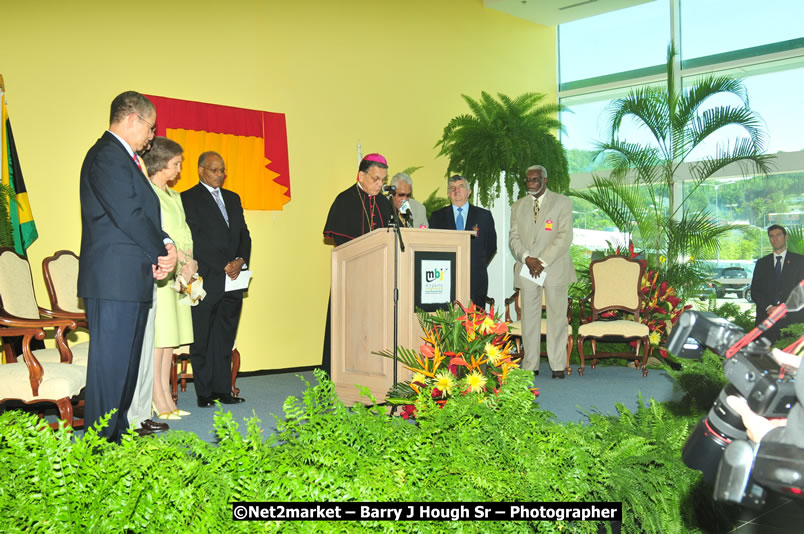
[{"x1": 1, "y1": 83, "x2": 38, "y2": 255}]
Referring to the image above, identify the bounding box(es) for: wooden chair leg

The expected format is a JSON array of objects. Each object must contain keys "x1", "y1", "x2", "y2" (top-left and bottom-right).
[
  {"x1": 231, "y1": 348, "x2": 241, "y2": 397},
  {"x1": 55, "y1": 398, "x2": 73, "y2": 430},
  {"x1": 640, "y1": 337, "x2": 650, "y2": 377},
  {"x1": 180, "y1": 357, "x2": 190, "y2": 392},
  {"x1": 170, "y1": 352, "x2": 179, "y2": 403},
  {"x1": 576, "y1": 335, "x2": 586, "y2": 376},
  {"x1": 565, "y1": 334, "x2": 574, "y2": 375}
]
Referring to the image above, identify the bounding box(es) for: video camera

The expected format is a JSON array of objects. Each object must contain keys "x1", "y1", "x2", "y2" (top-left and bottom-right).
[{"x1": 666, "y1": 281, "x2": 804, "y2": 508}]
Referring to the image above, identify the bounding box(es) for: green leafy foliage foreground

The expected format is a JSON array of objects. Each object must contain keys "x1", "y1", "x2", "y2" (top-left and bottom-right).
[{"x1": 0, "y1": 370, "x2": 735, "y2": 533}]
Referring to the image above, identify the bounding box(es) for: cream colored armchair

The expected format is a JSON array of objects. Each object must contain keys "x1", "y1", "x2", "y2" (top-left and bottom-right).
[
  {"x1": 577, "y1": 256, "x2": 650, "y2": 376},
  {"x1": 42, "y1": 250, "x2": 87, "y2": 327},
  {"x1": 0, "y1": 248, "x2": 87, "y2": 366},
  {"x1": 0, "y1": 249, "x2": 86, "y2": 428}
]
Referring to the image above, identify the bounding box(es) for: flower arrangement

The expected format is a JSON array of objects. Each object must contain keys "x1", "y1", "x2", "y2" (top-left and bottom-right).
[
  {"x1": 639, "y1": 269, "x2": 691, "y2": 358},
  {"x1": 375, "y1": 302, "x2": 522, "y2": 419}
]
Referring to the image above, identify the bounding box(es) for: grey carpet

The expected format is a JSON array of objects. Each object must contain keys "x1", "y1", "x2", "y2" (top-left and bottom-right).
[{"x1": 157, "y1": 362, "x2": 682, "y2": 443}]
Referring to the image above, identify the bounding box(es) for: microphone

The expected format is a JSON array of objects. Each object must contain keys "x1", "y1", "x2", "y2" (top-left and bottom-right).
[{"x1": 381, "y1": 184, "x2": 396, "y2": 195}]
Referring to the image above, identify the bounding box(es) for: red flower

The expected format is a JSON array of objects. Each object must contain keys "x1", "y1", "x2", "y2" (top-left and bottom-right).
[
  {"x1": 450, "y1": 356, "x2": 469, "y2": 368},
  {"x1": 490, "y1": 321, "x2": 508, "y2": 335},
  {"x1": 431, "y1": 387, "x2": 442, "y2": 398},
  {"x1": 401, "y1": 404, "x2": 417, "y2": 420},
  {"x1": 420, "y1": 344, "x2": 435, "y2": 359}
]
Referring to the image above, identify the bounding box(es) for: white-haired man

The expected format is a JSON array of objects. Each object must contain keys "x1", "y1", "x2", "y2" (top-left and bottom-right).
[
  {"x1": 509, "y1": 165, "x2": 575, "y2": 379},
  {"x1": 390, "y1": 172, "x2": 428, "y2": 228}
]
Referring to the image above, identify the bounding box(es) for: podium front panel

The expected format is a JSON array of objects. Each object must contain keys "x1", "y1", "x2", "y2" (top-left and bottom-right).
[{"x1": 330, "y1": 228, "x2": 471, "y2": 405}]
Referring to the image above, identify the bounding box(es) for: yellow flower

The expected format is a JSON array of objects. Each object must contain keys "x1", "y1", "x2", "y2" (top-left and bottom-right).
[
  {"x1": 467, "y1": 329, "x2": 476, "y2": 342},
  {"x1": 649, "y1": 331, "x2": 661, "y2": 346},
  {"x1": 484, "y1": 343, "x2": 502, "y2": 365},
  {"x1": 478, "y1": 316, "x2": 496, "y2": 334},
  {"x1": 465, "y1": 371, "x2": 487, "y2": 393},
  {"x1": 659, "y1": 255, "x2": 667, "y2": 264},
  {"x1": 434, "y1": 371, "x2": 455, "y2": 396},
  {"x1": 412, "y1": 373, "x2": 427, "y2": 386}
]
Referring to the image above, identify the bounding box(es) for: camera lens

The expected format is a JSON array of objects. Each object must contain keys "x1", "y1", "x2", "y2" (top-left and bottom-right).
[{"x1": 682, "y1": 387, "x2": 749, "y2": 483}]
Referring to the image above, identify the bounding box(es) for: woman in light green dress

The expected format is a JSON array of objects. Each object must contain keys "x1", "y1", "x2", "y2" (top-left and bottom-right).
[{"x1": 143, "y1": 137, "x2": 198, "y2": 419}]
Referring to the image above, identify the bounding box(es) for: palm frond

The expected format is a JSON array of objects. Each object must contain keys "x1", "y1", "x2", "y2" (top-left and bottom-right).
[
  {"x1": 687, "y1": 140, "x2": 775, "y2": 185},
  {"x1": 664, "y1": 211, "x2": 736, "y2": 261},
  {"x1": 607, "y1": 87, "x2": 670, "y2": 155},
  {"x1": 685, "y1": 105, "x2": 767, "y2": 154},
  {"x1": 675, "y1": 74, "x2": 750, "y2": 127}
]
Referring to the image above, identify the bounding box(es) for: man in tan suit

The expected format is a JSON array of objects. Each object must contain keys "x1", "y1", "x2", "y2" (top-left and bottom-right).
[{"x1": 509, "y1": 165, "x2": 575, "y2": 379}]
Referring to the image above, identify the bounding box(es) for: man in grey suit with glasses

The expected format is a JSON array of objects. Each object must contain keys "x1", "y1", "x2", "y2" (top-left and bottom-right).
[{"x1": 509, "y1": 165, "x2": 575, "y2": 379}]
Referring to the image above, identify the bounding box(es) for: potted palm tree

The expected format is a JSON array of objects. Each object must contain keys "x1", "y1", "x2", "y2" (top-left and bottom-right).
[
  {"x1": 571, "y1": 46, "x2": 774, "y2": 297},
  {"x1": 435, "y1": 92, "x2": 569, "y2": 205}
]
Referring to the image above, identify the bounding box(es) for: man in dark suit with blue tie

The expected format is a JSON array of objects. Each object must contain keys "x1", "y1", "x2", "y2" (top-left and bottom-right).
[
  {"x1": 78, "y1": 91, "x2": 177, "y2": 442},
  {"x1": 751, "y1": 224, "x2": 804, "y2": 343},
  {"x1": 181, "y1": 152, "x2": 251, "y2": 407},
  {"x1": 428, "y1": 175, "x2": 497, "y2": 309}
]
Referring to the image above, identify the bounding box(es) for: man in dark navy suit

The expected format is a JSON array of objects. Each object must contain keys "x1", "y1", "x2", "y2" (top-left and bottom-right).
[
  {"x1": 78, "y1": 91, "x2": 177, "y2": 442},
  {"x1": 751, "y1": 224, "x2": 804, "y2": 343},
  {"x1": 181, "y1": 152, "x2": 251, "y2": 408},
  {"x1": 428, "y1": 175, "x2": 497, "y2": 309}
]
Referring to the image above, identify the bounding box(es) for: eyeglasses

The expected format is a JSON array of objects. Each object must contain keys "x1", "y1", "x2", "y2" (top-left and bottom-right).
[
  {"x1": 201, "y1": 166, "x2": 227, "y2": 175},
  {"x1": 524, "y1": 176, "x2": 543, "y2": 183},
  {"x1": 394, "y1": 192, "x2": 412, "y2": 198},
  {"x1": 137, "y1": 114, "x2": 156, "y2": 133}
]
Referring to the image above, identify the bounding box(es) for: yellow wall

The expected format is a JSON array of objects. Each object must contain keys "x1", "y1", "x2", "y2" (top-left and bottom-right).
[{"x1": 2, "y1": 0, "x2": 556, "y2": 371}]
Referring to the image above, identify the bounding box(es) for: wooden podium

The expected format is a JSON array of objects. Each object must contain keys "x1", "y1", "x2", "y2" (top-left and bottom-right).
[{"x1": 330, "y1": 228, "x2": 472, "y2": 405}]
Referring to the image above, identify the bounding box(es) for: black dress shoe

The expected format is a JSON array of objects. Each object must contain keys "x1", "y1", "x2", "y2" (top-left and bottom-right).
[
  {"x1": 533, "y1": 370, "x2": 539, "y2": 376},
  {"x1": 551, "y1": 371, "x2": 566, "y2": 379},
  {"x1": 197, "y1": 396, "x2": 216, "y2": 407},
  {"x1": 133, "y1": 427, "x2": 154, "y2": 437},
  {"x1": 216, "y1": 393, "x2": 245, "y2": 404},
  {"x1": 141, "y1": 419, "x2": 169, "y2": 433}
]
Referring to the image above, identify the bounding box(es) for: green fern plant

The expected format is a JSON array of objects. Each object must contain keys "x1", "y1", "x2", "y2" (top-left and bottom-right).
[
  {"x1": 436, "y1": 92, "x2": 569, "y2": 205},
  {"x1": 0, "y1": 369, "x2": 738, "y2": 533}
]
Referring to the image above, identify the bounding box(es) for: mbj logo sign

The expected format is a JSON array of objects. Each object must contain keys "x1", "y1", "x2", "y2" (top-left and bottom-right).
[{"x1": 425, "y1": 267, "x2": 449, "y2": 283}]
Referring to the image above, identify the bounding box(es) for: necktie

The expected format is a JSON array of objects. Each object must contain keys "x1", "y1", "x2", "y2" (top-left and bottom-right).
[
  {"x1": 533, "y1": 196, "x2": 540, "y2": 222},
  {"x1": 775, "y1": 255, "x2": 782, "y2": 303},
  {"x1": 213, "y1": 189, "x2": 229, "y2": 227},
  {"x1": 456, "y1": 207, "x2": 464, "y2": 231},
  {"x1": 133, "y1": 153, "x2": 142, "y2": 171}
]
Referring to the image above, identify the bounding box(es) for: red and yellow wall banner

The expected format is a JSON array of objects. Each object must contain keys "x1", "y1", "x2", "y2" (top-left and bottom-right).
[{"x1": 145, "y1": 95, "x2": 290, "y2": 210}]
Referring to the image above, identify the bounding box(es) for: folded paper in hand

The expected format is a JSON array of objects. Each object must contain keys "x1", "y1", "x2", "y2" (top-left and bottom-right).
[
  {"x1": 519, "y1": 263, "x2": 545, "y2": 286},
  {"x1": 225, "y1": 270, "x2": 252, "y2": 292}
]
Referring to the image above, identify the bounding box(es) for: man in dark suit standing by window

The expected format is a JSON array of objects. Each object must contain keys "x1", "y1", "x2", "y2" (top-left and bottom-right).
[
  {"x1": 751, "y1": 224, "x2": 804, "y2": 343},
  {"x1": 182, "y1": 152, "x2": 251, "y2": 407},
  {"x1": 78, "y1": 91, "x2": 177, "y2": 442},
  {"x1": 428, "y1": 175, "x2": 497, "y2": 309}
]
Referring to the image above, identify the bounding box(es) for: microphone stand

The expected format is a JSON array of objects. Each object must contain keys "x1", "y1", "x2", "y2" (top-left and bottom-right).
[{"x1": 386, "y1": 208, "x2": 405, "y2": 415}]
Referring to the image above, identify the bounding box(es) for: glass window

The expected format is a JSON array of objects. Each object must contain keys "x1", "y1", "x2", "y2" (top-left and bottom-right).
[
  {"x1": 560, "y1": 83, "x2": 665, "y2": 174},
  {"x1": 558, "y1": 1, "x2": 669, "y2": 85},
  {"x1": 681, "y1": 0, "x2": 804, "y2": 62},
  {"x1": 683, "y1": 62, "x2": 804, "y2": 161}
]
